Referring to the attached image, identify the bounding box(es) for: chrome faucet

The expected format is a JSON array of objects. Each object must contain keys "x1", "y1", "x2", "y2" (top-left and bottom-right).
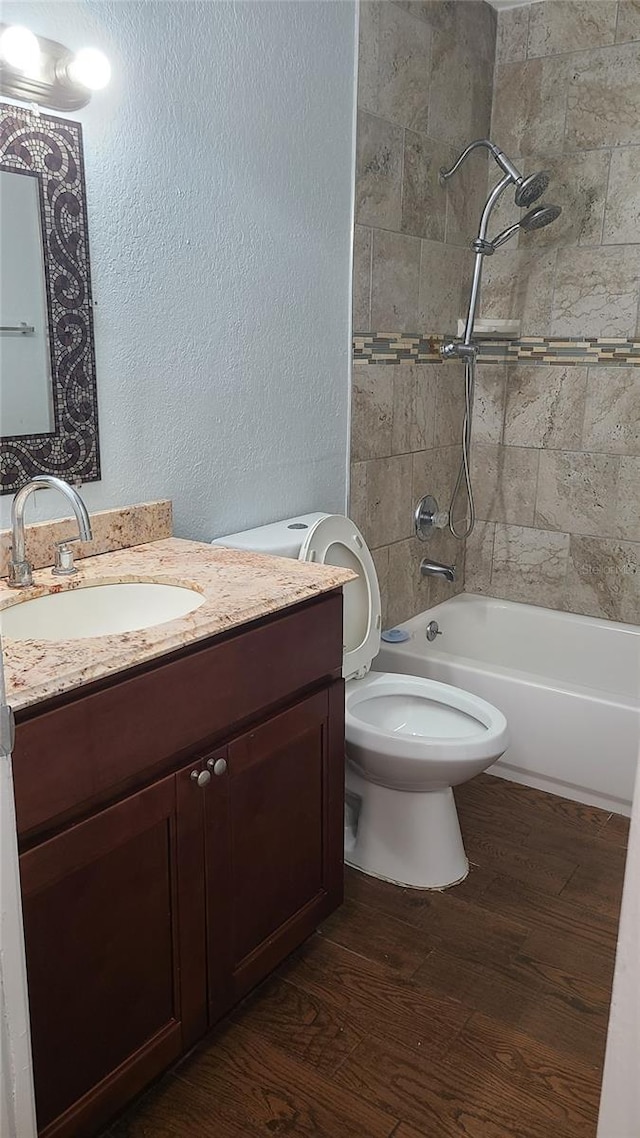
[
  {"x1": 8, "y1": 475, "x2": 93, "y2": 587},
  {"x1": 420, "y1": 558, "x2": 456, "y2": 583}
]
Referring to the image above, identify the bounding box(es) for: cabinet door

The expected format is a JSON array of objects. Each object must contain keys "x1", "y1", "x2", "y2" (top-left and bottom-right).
[
  {"x1": 205, "y1": 682, "x2": 344, "y2": 1021},
  {"x1": 20, "y1": 766, "x2": 206, "y2": 1138}
]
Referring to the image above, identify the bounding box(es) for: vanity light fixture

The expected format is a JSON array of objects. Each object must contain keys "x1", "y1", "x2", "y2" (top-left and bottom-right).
[
  {"x1": 66, "y1": 47, "x2": 111, "y2": 92},
  {"x1": 0, "y1": 23, "x2": 110, "y2": 110},
  {"x1": 0, "y1": 25, "x2": 41, "y2": 74}
]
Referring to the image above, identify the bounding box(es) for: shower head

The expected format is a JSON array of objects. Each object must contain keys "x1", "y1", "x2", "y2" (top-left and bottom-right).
[
  {"x1": 489, "y1": 203, "x2": 562, "y2": 250},
  {"x1": 439, "y1": 141, "x2": 553, "y2": 217},
  {"x1": 514, "y1": 170, "x2": 551, "y2": 208},
  {"x1": 519, "y1": 203, "x2": 562, "y2": 231}
]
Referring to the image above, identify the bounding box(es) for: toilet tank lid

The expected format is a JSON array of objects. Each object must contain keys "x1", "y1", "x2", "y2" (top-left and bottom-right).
[{"x1": 211, "y1": 512, "x2": 328, "y2": 557}]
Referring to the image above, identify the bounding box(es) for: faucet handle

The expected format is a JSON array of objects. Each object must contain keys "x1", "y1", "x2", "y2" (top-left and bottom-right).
[
  {"x1": 52, "y1": 538, "x2": 83, "y2": 577},
  {"x1": 7, "y1": 559, "x2": 33, "y2": 588}
]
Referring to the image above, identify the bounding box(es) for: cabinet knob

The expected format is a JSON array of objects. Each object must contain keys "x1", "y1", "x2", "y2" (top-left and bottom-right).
[
  {"x1": 191, "y1": 769, "x2": 211, "y2": 788},
  {"x1": 207, "y1": 757, "x2": 228, "y2": 776}
]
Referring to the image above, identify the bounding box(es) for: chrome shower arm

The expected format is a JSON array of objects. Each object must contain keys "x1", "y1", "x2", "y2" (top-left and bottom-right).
[
  {"x1": 477, "y1": 173, "x2": 513, "y2": 242},
  {"x1": 462, "y1": 253, "x2": 484, "y2": 347},
  {"x1": 461, "y1": 173, "x2": 513, "y2": 345},
  {"x1": 440, "y1": 139, "x2": 522, "y2": 186},
  {"x1": 439, "y1": 139, "x2": 494, "y2": 182}
]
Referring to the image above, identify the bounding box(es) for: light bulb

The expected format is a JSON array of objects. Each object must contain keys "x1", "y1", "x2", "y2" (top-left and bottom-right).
[
  {"x1": 0, "y1": 25, "x2": 41, "y2": 74},
  {"x1": 67, "y1": 46, "x2": 111, "y2": 90}
]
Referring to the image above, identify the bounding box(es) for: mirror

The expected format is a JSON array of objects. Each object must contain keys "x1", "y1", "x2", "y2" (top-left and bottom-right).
[
  {"x1": 0, "y1": 103, "x2": 100, "y2": 493},
  {"x1": 1, "y1": 169, "x2": 54, "y2": 436}
]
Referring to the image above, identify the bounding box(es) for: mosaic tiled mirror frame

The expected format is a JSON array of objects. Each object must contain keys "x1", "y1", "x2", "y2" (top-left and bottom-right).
[{"x1": 0, "y1": 104, "x2": 100, "y2": 494}]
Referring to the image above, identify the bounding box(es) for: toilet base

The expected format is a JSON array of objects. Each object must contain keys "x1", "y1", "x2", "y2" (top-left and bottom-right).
[{"x1": 345, "y1": 768, "x2": 469, "y2": 890}]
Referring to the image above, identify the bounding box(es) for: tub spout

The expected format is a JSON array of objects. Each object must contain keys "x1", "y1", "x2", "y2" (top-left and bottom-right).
[{"x1": 420, "y1": 558, "x2": 456, "y2": 583}]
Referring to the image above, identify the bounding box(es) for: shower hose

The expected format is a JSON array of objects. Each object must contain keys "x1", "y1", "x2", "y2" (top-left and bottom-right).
[{"x1": 449, "y1": 354, "x2": 476, "y2": 541}]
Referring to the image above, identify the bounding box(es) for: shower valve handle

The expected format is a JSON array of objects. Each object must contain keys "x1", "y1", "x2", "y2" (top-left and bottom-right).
[{"x1": 415, "y1": 496, "x2": 449, "y2": 541}]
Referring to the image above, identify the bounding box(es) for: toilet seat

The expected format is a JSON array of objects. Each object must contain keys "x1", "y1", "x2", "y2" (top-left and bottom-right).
[
  {"x1": 345, "y1": 672, "x2": 508, "y2": 791},
  {"x1": 299, "y1": 514, "x2": 381, "y2": 680}
]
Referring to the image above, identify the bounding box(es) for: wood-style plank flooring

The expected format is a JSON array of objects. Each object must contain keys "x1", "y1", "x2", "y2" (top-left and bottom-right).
[{"x1": 107, "y1": 774, "x2": 629, "y2": 1138}]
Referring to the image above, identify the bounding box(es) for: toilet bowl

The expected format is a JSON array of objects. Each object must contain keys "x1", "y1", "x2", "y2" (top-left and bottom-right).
[
  {"x1": 213, "y1": 512, "x2": 508, "y2": 889},
  {"x1": 345, "y1": 672, "x2": 507, "y2": 790},
  {"x1": 345, "y1": 671, "x2": 507, "y2": 888}
]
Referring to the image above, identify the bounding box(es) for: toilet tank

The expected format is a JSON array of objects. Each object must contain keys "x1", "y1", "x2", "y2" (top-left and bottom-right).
[{"x1": 211, "y1": 512, "x2": 327, "y2": 559}]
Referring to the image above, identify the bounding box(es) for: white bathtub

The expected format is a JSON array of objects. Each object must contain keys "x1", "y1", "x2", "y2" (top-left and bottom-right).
[{"x1": 376, "y1": 594, "x2": 640, "y2": 816}]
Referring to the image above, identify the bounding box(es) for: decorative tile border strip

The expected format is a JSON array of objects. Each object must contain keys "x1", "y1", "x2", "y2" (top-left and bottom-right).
[
  {"x1": 354, "y1": 334, "x2": 441, "y2": 364},
  {"x1": 479, "y1": 336, "x2": 640, "y2": 366},
  {"x1": 353, "y1": 334, "x2": 640, "y2": 367}
]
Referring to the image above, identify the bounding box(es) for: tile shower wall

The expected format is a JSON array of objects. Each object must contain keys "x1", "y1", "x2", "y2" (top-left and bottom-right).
[
  {"x1": 351, "y1": 0, "x2": 496, "y2": 624},
  {"x1": 468, "y1": 1, "x2": 640, "y2": 623},
  {"x1": 350, "y1": 361, "x2": 466, "y2": 627},
  {"x1": 466, "y1": 361, "x2": 640, "y2": 621}
]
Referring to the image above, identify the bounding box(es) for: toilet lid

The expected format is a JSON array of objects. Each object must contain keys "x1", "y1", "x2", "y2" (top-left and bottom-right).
[{"x1": 299, "y1": 515, "x2": 381, "y2": 681}]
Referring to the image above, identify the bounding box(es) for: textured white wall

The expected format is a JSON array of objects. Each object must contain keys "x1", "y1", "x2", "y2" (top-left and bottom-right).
[{"x1": 0, "y1": 0, "x2": 356, "y2": 538}]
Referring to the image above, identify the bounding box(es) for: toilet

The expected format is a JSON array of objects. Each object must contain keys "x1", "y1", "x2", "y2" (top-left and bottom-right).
[{"x1": 214, "y1": 513, "x2": 508, "y2": 889}]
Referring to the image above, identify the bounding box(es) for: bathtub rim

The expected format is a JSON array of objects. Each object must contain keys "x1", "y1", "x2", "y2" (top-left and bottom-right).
[{"x1": 380, "y1": 592, "x2": 640, "y2": 708}]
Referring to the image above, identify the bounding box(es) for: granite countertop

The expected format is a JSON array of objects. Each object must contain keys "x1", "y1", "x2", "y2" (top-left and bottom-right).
[{"x1": 0, "y1": 537, "x2": 355, "y2": 712}]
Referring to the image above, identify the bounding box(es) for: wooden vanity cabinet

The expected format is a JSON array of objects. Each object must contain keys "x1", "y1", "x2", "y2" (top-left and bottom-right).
[
  {"x1": 12, "y1": 591, "x2": 345, "y2": 1138},
  {"x1": 205, "y1": 687, "x2": 344, "y2": 1022},
  {"x1": 19, "y1": 765, "x2": 205, "y2": 1138}
]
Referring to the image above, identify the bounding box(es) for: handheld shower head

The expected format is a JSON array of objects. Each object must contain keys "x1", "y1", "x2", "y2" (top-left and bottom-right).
[
  {"x1": 514, "y1": 170, "x2": 550, "y2": 208},
  {"x1": 490, "y1": 202, "x2": 562, "y2": 250},
  {"x1": 519, "y1": 203, "x2": 562, "y2": 231}
]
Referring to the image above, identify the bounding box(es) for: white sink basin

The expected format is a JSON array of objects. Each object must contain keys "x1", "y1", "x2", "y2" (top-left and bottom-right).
[{"x1": 0, "y1": 582, "x2": 205, "y2": 641}]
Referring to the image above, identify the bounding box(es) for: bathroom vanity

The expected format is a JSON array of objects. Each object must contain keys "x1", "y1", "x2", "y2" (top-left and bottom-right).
[{"x1": 3, "y1": 531, "x2": 352, "y2": 1138}]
